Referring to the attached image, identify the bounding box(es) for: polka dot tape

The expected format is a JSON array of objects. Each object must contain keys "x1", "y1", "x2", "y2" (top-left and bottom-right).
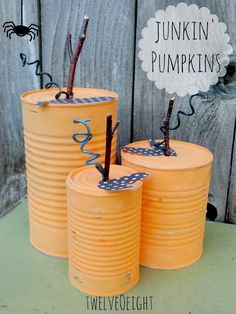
[
  {"x1": 122, "y1": 140, "x2": 177, "y2": 157},
  {"x1": 98, "y1": 172, "x2": 149, "y2": 191},
  {"x1": 36, "y1": 96, "x2": 115, "y2": 106}
]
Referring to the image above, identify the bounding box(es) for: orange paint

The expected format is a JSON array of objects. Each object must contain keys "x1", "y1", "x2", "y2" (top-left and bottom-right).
[
  {"x1": 67, "y1": 165, "x2": 142, "y2": 296},
  {"x1": 122, "y1": 140, "x2": 213, "y2": 269},
  {"x1": 21, "y1": 88, "x2": 118, "y2": 257}
]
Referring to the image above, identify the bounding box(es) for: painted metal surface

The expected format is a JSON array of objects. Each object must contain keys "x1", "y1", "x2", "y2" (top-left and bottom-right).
[
  {"x1": 67, "y1": 165, "x2": 142, "y2": 296},
  {"x1": 122, "y1": 140, "x2": 213, "y2": 269},
  {"x1": 21, "y1": 88, "x2": 118, "y2": 257}
]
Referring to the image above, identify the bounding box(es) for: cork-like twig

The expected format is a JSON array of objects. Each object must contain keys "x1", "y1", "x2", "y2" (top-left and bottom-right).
[
  {"x1": 95, "y1": 163, "x2": 106, "y2": 180},
  {"x1": 66, "y1": 16, "x2": 89, "y2": 99},
  {"x1": 104, "y1": 115, "x2": 120, "y2": 181},
  {"x1": 67, "y1": 33, "x2": 73, "y2": 62},
  {"x1": 162, "y1": 97, "x2": 175, "y2": 156}
]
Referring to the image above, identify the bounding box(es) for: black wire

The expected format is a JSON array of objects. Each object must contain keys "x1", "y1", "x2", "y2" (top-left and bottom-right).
[
  {"x1": 153, "y1": 93, "x2": 206, "y2": 148},
  {"x1": 20, "y1": 53, "x2": 62, "y2": 96},
  {"x1": 169, "y1": 93, "x2": 205, "y2": 131},
  {"x1": 21, "y1": 0, "x2": 23, "y2": 25}
]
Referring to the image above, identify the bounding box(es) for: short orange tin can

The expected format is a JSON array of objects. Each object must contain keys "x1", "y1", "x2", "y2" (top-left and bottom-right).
[{"x1": 67, "y1": 165, "x2": 142, "y2": 296}]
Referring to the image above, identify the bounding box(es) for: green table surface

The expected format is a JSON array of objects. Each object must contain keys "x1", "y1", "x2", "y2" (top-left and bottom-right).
[{"x1": 0, "y1": 199, "x2": 236, "y2": 314}]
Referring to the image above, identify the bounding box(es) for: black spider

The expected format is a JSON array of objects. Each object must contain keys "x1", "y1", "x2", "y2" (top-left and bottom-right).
[
  {"x1": 2, "y1": 0, "x2": 39, "y2": 41},
  {"x1": 3, "y1": 22, "x2": 39, "y2": 41}
]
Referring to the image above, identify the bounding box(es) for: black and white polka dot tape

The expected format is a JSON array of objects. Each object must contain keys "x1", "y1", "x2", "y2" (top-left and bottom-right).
[
  {"x1": 36, "y1": 96, "x2": 115, "y2": 106},
  {"x1": 122, "y1": 145, "x2": 177, "y2": 157},
  {"x1": 98, "y1": 172, "x2": 149, "y2": 191},
  {"x1": 150, "y1": 141, "x2": 177, "y2": 156}
]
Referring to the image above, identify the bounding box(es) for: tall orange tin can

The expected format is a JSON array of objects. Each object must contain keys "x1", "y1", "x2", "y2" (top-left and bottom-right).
[
  {"x1": 67, "y1": 165, "x2": 142, "y2": 296},
  {"x1": 21, "y1": 88, "x2": 118, "y2": 257},
  {"x1": 122, "y1": 140, "x2": 213, "y2": 269}
]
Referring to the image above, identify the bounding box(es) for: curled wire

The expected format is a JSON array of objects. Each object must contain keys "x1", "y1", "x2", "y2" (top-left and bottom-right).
[
  {"x1": 153, "y1": 93, "x2": 206, "y2": 148},
  {"x1": 72, "y1": 119, "x2": 101, "y2": 166},
  {"x1": 20, "y1": 53, "x2": 67, "y2": 98},
  {"x1": 169, "y1": 93, "x2": 206, "y2": 131}
]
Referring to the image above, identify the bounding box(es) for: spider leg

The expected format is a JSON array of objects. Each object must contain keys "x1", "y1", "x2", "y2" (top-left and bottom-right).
[
  {"x1": 3, "y1": 24, "x2": 13, "y2": 29},
  {"x1": 29, "y1": 23, "x2": 39, "y2": 28},
  {"x1": 6, "y1": 28, "x2": 14, "y2": 37},
  {"x1": 4, "y1": 26, "x2": 13, "y2": 33},
  {"x1": 29, "y1": 27, "x2": 39, "y2": 36},
  {"x1": 3, "y1": 25, "x2": 13, "y2": 33},
  {"x1": 27, "y1": 33, "x2": 33, "y2": 41},
  {"x1": 29, "y1": 31, "x2": 36, "y2": 40},
  {"x1": 8, "y1": 31, "x2": 15, "y2": 39},
  {"x1": 2, "y1": 21, "x2": 15, "y2": 28}
]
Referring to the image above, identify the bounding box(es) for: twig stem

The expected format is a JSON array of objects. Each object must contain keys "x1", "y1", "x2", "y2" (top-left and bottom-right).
[
  {"x1": 163, "y1": 97, "x2": 175, "y2": 156},
  {"x1": 104, "y1": 115, "x2": 120, "y2": 181},
  {"x1": 67, "y1": 34, "x2": 73, "y2": 62},
  {"x1": 66, "y1": 16, "x2": 89, "y2": 99}
]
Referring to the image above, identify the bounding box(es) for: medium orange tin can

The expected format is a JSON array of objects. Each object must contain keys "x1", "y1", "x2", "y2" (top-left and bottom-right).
[{"x1": 122, "y1": 140, "x2": 213, "y2": 269}]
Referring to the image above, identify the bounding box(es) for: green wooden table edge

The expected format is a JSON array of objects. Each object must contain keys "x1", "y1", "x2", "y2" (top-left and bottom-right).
[{"x1": 0, "y1": 199, "x2": 236, "y2": 314}]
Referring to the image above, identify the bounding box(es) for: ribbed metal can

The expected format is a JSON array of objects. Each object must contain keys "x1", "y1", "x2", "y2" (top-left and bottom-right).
[
  {"x1": 67, "y1": 165, "x2": 142, "y2": 296},
  {"x1": 122, "y1": 140, "x2": 213, "y2": 269},
  {"x1": 21, "y1": 88, "x2": 118, "y2": 258}
]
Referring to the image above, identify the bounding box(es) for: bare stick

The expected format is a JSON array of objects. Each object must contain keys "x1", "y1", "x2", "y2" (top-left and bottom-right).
[
  {"x1": 112, "y1": 121, "x2": 120, "y2": 135},
  {"x1": 95, "y1": 163, "x2": 106, "y2": 180},
  {"x1": 104, "y1": 115, "x2": 120, "y2": 181},
  {"x1": 67, "y1": 33, "x2": 73, "y2": 62},
  {"x1": 66, "y1": 16, "x2": 89, "y2": 99},
  {"x1": 104, "y1": 115, "x2": 113, "y2": 181},
  {"x1": 163, "y1": 97, "x2": 175, "y2": 156}
]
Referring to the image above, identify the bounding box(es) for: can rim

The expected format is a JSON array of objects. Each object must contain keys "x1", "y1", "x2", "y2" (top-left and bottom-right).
[
  {"x1": 67, "y1": 165, "x2": 143, "y2": 196},
  {"x1": 122, "y1": 140, "x2": 213, "y2": 171},
  {"x1": 21, "y1": 88, "x2": 118, "y2": 108}
]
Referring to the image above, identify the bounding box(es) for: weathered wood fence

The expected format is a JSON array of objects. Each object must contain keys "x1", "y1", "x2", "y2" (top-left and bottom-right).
[{"x1": 0, "y1": 0, "x2": 236, "y2": 223}]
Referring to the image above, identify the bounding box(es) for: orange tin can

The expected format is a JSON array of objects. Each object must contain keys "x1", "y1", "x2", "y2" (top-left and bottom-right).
[
  {"x1": 21, "y1": 88, "x2": 118, "y2": 257},
  {"x1": 122, "y1": 140, "x2": 213, "y2": 269},
  {"x1": 67, "y1": 165, "x2": 142, "y2": 296}
]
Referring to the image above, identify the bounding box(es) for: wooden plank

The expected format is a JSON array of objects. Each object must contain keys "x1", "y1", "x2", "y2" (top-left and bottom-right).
[
  {"x1": 0, "y1": 0, "x2": 40, "y2": 215},
  {"x1": 133, "y1": 0, "x2": 236, "y2": 221},
  {"x1": 226, "y1": 107, "x2": 236, "y2": 223},
  {"x1": 134, "y1": 0, "x2": 236, "y2": 140},
  {"x1": 40, "y1": 0, "x2": 136, "y2": 148},
  {"x1": 171, "y1": 87, "x2": 236, "y2": 222}
]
